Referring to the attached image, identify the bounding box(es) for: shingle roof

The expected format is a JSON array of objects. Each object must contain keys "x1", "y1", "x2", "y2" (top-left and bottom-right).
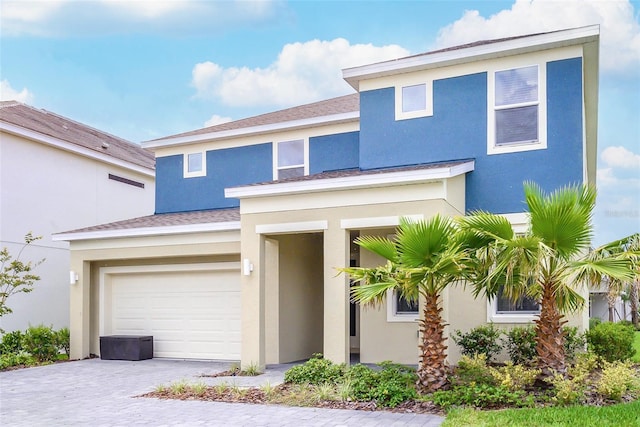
[
  {"x1": 0, "y1": 101, "x2": 155, "y2": 170},
  {"x1": 236, "y1": 160, "x2": 474, "y2": 188},
  {"x1": 148, "y1": 93, "x2": 359, "y2": 142},
  {"x1": 58, "y1": 207, "x2": 240, "y2": 234}
]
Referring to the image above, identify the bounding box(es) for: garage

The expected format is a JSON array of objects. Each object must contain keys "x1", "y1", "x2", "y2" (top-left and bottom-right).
[{"x1": 99, "y1": 263, "x2": 241, "y2": 360}]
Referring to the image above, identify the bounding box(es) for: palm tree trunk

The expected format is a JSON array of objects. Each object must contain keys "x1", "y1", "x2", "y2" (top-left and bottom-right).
[
  {"x1": 535, "y1": 284, "x2": 566, "y2": 378},
  {"x1": 630, "y1": 280, "x2": 639, "y2": 329},
  {"x1": 607, "y1": 289, "x2": 617, "y2": 322},
  {"x1": 416, "y1": 293, "x2": 448, "y2": 394}
]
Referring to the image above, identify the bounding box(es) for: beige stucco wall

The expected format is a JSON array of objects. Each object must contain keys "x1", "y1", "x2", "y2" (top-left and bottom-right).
[
  {"x1": 68, "y1": 230, "x2": 240, "y2": 360},
  {"x1": 275, "y1": 233, "x2": 324, "y2": 363},
  {"x1": 445, "y1": 284, "x2": 589, "y2": 364},
  {"x1": 0, "y1": 131, "x2": 155, "y2": 333},
  {"x1": 358, "y1": 228, "x2": 420, "y2": 365},
  {"x1": 237, "y1": 178, "x2": 465, "y2": 368}
]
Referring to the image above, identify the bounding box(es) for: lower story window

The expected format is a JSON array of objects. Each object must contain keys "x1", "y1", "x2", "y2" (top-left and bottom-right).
[
  {"x1": 387, "y1": 290, "x2": 419, "y2": 322},
  {"x1": 488, "y1": 286, "x2": 540, "y2": 323}
]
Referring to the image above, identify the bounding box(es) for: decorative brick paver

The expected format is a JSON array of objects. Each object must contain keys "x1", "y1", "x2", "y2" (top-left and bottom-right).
[{"x1": 0, "y1": 359, "x2": 443, "y2": 426}]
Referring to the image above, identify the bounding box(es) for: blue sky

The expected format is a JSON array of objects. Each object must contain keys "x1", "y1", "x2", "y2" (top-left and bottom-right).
[{"x1": 1, "y1": 0, "x2": 638, "y2": 245}]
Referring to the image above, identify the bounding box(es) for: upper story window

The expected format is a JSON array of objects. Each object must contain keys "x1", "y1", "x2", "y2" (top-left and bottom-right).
[
  {"x1": 395, "y1": 79, "x2": 433, "y2": 121},
  {"x1": 488, "y1": 63, "x2": 547, "y2": 155},
  {"x1": 275, "y1": 139, "x2": 307, "y2": 180},
  {"x1": 402, "y1": 84, "x2": 427, "y2": 113},
  {"x1": 184, "y1": 151, "x2": 206, "y2": 178}
]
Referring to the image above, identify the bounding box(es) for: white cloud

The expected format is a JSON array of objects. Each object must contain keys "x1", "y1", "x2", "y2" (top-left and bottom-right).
[
  {"x1": 0, "y1": 0, "x2": 281, "y2": 36},
  {"x1": 601, "y1": 146, "x2": 640, "y2": 169},
  {"x1": 204, "y1": 114, "x2": 232, "y2": 127},
  {"x1": 191, "y1": 38, "x2": 409, "y2": 107},
  {"x1": 0, "y1": 79, "x2": 34, "y2": 103},
  {"x1": 435, "y1": 0, "x2": 640, "y2": 74}
]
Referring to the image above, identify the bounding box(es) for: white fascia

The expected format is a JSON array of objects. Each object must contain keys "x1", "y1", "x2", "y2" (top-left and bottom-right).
[
  {"x1": 225, "y1": 160, "x2": 475, "y2": 199},
  {"x1": 52, "y1": 221, "x2": 241, "y2": 242},
  {"x1": 142, "y1": 111, "x2": 360, "y2": 150},
  {"x1": 343, "y1": 25, "x2": 600, "y2": 89},
  {"x1": 0, "y1": 121, "x2": 154, "y2": 177}
]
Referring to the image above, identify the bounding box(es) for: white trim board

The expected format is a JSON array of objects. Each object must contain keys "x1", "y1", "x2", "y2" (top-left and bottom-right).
[
  {"x1": 226, "y1": 161, "x2": 474, "y2": 199},
  {"x1": 53, "y1": 221, "x2": 241, "y2": 242}
]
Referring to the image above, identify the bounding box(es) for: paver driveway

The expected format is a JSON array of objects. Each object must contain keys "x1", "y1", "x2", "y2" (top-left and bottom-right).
[{"x1": 0, "y1": 358, "x2": 444, "y2": 426}]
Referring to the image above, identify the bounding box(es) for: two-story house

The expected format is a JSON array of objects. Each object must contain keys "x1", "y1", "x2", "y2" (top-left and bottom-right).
[
  {"x1": 0, "y1": 101, "x2": 155, "y2": 333},
  {"x1": 55, "y1": 25, "x2": 599, "y2": 367}
]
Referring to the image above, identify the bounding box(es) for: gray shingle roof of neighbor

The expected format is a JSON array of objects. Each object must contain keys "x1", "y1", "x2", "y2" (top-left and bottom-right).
[
  {"x1": 0, "y1": 100, "x2": 155, "y2": 170},
  {"x1": 59, "y1": 207, "x2": 241, "y2": 234},
  {"x1": 148, "y1": 93, "x2": 360, "y2": 142}
]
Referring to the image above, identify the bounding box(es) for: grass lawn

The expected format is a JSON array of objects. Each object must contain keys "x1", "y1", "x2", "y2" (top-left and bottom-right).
[
  {"x1": 442, "y1": 399, "x2": 640, "y2": 427},
  {"x1": 633, "y1": 331, "x2": 640, "y2": 363}
]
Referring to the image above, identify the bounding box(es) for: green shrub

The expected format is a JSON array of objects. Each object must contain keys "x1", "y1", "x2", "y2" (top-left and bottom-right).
[
  {"x1": 563, "y1": 326, "x2": 586, "y2": 363},
  {"x1": 489, "y1": 362, "x2": 540, "y2": 392},
  {"x1": 284, "y1": 354, "x2": 345, "y2": 385},
  {"x1": 56, "y1": 327, "x2": 70, "y2": 357},
  {"x1": 452, "y1": 324, "x2": 503, "y2": 362},
  {"x1": 345, "y1": 362, "x2": 417, "y2": 407},
  {"x1": 430, "y1": 384, "x2": 530, "y2": 409},
  {"x1": 345, "y1": 363, "x2": 377, "y2": 401},
  {"x1": 1, "y1": 330, "x2": 24, "y2": 355},
  {"x1": 21, "y1": 324, "x2": 59, "y2": 362},
  {"x1": 586, "y1": 322, "x2": 636, "y2": 362},
  {"x1": 569, "y1": 352, "x2": 599, "y2": 378},
  {"x1": 546, "y1": 372, "x2": 588, "y2": 406},
  {"x1": 0, "y1": 352, "x2": 35, "y2": 370},
  {"x1": 451, "y1": 354, "x2": 496, "y2": 386},
  {"x1": 504, "y1": 326, "x2": 537, "y2": 365},
  {"x1": 596, "y1": 360, "x2": 640, "y2": 401},
  {"x1": 589, "y1": 317, "x2": 602, "y2": 330}
]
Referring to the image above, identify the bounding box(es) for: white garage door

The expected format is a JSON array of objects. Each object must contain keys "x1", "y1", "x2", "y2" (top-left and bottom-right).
[{"x1": 101, "y1": 263, "x2": 241, "y2": 360}]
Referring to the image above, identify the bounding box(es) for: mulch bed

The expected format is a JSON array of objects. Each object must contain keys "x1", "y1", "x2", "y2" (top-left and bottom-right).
[{"x1": 140, "y1": 383, "x2": 444, "y2": 415}]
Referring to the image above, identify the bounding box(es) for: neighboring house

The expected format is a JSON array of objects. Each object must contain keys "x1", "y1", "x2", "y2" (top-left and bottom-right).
[
  {"x1": 0, "y1": 101, "x2": 155, "y2": 333},
  {"x1": 54, "y1": 26, "x2": 599, "y2": 367}
]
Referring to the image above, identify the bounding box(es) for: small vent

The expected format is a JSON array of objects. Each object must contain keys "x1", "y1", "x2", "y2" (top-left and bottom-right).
[{"x1": 108, "y1": 173, "x2": 145, "y2": 189}]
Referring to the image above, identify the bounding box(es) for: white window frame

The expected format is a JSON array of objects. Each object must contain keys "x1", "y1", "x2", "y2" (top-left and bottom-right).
[
  {"x1": 486, "y1": 212, "x2": 540, "y2": 323},
  {"x1": 386, "y1": 289, "x2": 419, "y2": 322},
  {"x1": 183, "y1": 151, "x2": 207, "y2": 178},
  {"x1": 487, "y1": 62, "x2": 547, "y2": 155},
  {"x1": 395, "y1": 79, "x2": 433, "y2": 121},
  {"x1": 273, "y1": 139, "x2": 308, "y2": 180}
]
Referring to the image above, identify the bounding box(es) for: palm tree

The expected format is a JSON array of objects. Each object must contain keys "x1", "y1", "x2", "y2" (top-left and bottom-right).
[
  {"x1": 459, "y1": 182, "x2": 633, "y2": 377},
  {"x1": 588, "y1": 233, "x2": 640, "y2": 326},
  {"x1": 340, "y1": 215, "x2": 471, "y2": 393}
]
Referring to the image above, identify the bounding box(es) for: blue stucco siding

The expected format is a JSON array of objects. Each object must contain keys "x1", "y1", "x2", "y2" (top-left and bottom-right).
[
  {"x1": 359, "y1": 57, "x2": 583, "y2": 214},
  {"x1": 359, "y1": 73, "x2": 487, "y2": 171},
  {"x1": 155, "y1": 143, "x2": 273, "y2": 213},
  {"x1": 309, "y1": 131, "x2": 359, "y2": 174},
  {"x1": 466, "y1": 58, "x2": 584, "y2": 213}
]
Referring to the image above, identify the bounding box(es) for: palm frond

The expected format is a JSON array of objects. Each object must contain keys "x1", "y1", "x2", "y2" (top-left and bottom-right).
[
  {"x1": 524, "y1": 181, "x2": 595, "y2": 259},
  {"x1": 350, "y1": 281, "x2": 398, "y2": 307},
  {"x1": 354, "y1": 235, "x2": 398, "y2": 262}
]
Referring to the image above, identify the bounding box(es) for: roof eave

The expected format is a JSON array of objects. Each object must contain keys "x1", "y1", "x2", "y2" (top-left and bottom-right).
[
  {"x1": 52, "y1": 220, "x2": 241, "y2": 242},
  {"x1": 225, "y1": 160, "x2": 475, "y2": 199},
  {"x1": 143, "y1": 111, "x2": 360, "y2": 150},
  {"x1": 343, "y1": 25, "x2": 600, "y2": 90},
  {"x1": 0, "y1": 121, "x2": 155, "y2": 177}
]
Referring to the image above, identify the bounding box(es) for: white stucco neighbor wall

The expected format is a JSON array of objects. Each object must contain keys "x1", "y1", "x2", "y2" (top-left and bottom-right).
[{"x1": 0, "y1": 132, "x2": 155, "y2": 332}]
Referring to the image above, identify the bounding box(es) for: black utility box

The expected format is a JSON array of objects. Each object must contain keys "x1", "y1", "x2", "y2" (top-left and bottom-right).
[{"x1": 99, "y1": 335, "x2": 153, "y2": 361}]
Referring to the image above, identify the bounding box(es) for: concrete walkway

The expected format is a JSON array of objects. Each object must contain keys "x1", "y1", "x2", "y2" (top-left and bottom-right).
[{"x1": 0, "y1": 358, "x2": 444, "y2": 426}]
